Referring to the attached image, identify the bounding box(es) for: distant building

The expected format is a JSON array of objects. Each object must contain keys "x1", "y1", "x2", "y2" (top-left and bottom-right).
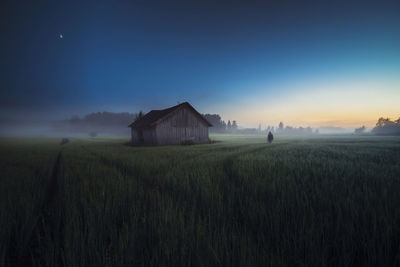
[{"x1": 129, "y1": 102, "x2": 212, "y2": 145}]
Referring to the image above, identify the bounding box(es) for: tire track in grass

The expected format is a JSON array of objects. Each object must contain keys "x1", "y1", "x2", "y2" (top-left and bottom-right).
[
  {"x1": 76, "y1": 146, "x2": 145, "y2": 266},
  {"x1": 16, "y1": 151, "x2": 64, "y2": 267}
]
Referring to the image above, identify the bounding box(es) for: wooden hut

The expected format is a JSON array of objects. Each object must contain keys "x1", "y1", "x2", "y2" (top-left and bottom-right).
[{"x1": 129, "y1": 102, "x2": 212, "y2": 145}]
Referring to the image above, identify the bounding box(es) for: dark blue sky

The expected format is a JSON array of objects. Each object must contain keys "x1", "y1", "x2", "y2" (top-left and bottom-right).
[{"x1": 1, "y1": 0, "x2": 399, "y2": 125}]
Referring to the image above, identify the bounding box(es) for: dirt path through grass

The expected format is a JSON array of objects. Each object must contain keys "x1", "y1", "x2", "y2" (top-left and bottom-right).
[{"x1": 17, "y1": 151, "x2": 64, "y2": 267}]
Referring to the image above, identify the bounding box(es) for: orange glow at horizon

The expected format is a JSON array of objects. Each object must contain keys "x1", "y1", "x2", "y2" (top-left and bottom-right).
[{"x1": 214, "y1": 78, "x2": 400, "y2": 128}]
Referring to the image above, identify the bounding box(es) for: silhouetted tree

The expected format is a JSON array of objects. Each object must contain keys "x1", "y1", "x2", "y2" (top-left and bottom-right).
[
  {"x1": 279, "y1": 122, "x2": 284, "y2": 131},
  {"x1": 372, "y1": 117, "x2": 400, "y2": 135},
  {"x1": 203, "y1": 114, "x2": 228, "y2": 132},
  {"x1": 232, "y1": 120, "x2": 238, "y2": 130},
  {"x1": 354, "y1": 126, "x2": 366, "y2": 135},
  {"x1": 265, "y1": 122, "x2": 317, "y2": 135},
  {"x1": 135, "y1": 111, "x2": 144, "y2": 122}
]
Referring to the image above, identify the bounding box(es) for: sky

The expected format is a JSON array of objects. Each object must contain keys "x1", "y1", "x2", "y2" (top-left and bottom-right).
[{"x1": 1, "y1": 0, "x2": 399, "y2": 128}]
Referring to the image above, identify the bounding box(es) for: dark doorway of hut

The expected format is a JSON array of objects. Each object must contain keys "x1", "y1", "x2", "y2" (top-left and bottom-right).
[{"x1": 138, "y1": 130, "x2": 144, "y2": 144}]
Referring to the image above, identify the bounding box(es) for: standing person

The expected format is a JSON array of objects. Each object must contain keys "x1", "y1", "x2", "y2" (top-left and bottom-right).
[{"x1": 267, "y1": 131, "x2": 274, "y2": 144}]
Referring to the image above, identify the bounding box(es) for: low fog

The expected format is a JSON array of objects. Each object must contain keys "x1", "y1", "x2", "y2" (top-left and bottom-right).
[
  {"x1": 0, "y1": 112, "x2": 136, "y2": 138},
  {"x1": 0, "y1": 110, "x2": 371, "y2": 138}
]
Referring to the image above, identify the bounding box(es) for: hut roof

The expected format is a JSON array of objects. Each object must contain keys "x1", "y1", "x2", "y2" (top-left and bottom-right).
[{"x1": 129, "y1": 102, "x2": 212, "y2": 128}]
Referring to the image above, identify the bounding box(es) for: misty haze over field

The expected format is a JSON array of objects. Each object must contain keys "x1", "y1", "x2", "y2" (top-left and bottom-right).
[{"x1": 0, "y1": 110, "x2": 359, "y2": 138}]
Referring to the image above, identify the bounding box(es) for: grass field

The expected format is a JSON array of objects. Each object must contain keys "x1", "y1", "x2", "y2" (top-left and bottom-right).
[{"x1": 1, "y1": 134, "x2": 400, "y2": 266}]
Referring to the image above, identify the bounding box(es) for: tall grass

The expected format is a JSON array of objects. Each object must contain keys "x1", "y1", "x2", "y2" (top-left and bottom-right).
[
  {"x1": 1, "y1": 136, "x2": 400, "y2": 266},
  {"x1": 0, "y1": 138, "x2": 61, "y2": 267}
]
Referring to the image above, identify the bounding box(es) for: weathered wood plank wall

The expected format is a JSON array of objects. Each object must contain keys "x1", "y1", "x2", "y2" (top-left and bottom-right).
[
  {"x1": 156, "y1": 107, "x2": 209, "y2": 144},
  {"x1": 131, "y1": 106, "x2": 209, "y2": 145}
]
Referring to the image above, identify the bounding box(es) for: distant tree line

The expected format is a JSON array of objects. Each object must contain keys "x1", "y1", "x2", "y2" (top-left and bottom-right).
[
  {"x1": 266, "y1": 122, "x2": 318, "y2": 135},
  {"x1": 52, "y1": 111, "x2": 322, "y2": 136},
  {"x1": 231, "y1": 122, "x2": 318, "y2": 135},
  {"x1": 202, "y1": 116, "x2": 318, "y2": 135},
  {"x1": 371, "y1": 117, "x2": 400, "y2": 136},
  {"x1": 237, "y1": 122, "x2": 318, "y2": 135},
  {"x1": 56, "y1": 112, "x2": 241, "y2": 136},
  {"x1": 52, "y1": 111, "x2": 138, "y2": 136},
  {"x1": 202, "y1": 114, "x2": 238, "y2": 133},
  {"x1": 71, "y1": 112, "x2": 137, "y2": 126},
  {"x1": 55, "y1": 112, "x2": 237, "y2": 136}
]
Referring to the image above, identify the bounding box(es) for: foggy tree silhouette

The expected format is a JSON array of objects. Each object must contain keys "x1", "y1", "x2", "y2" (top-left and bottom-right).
[
  {"x1": 354, "y1": 126, "x2": 366, "y2": 135},
  {"x1": 278, "y1": 122, "x2": 284, "y2": 132},
  {"x1": 232, "y1": 120, "x2": 238, "y2": 130},
  {"x1": 269, "y1": 122, "x2": 315, "y2": 135},
  {"x1": 203, "y1": 114, "x2": 234, "y2": 133},
  {"x1": 83, "y1": 112, "x2": 137, "y2": 125},
  {"x1": 372, "y1": 117, "x2": 400, "y2": 135},
  {"x1": 52, "y1": 111, "x2": 139, "y2": 136},
  {"x1": 135, "y1": 111, "x2": 144, "y2": 122}
]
